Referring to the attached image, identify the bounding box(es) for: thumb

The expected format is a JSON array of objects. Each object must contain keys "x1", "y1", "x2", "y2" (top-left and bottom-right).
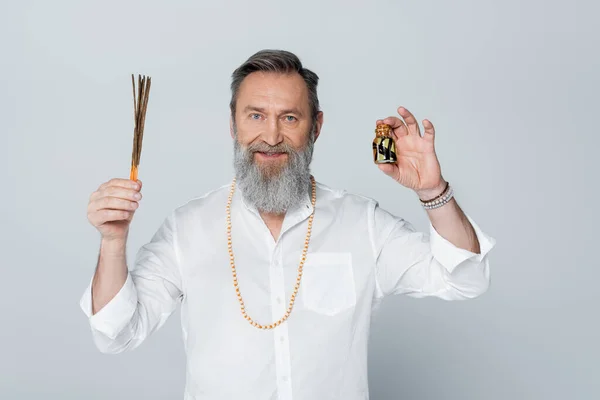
[{"x1": 378, "y1": 163, "x2": 397, "y2": 178}]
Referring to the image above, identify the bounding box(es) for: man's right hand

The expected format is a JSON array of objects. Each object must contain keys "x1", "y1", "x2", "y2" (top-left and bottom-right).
[{"x1": 87, "y1": 178, "x2": 142, "y2": 242}]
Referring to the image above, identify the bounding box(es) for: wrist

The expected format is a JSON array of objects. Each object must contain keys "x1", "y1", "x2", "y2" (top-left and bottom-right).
[
  {"x1": 100, "y1": 237, "x2": 127, "y2": 257},
  {"x1": 416, "y1": 179, "x2": 448, "y2": 201}
]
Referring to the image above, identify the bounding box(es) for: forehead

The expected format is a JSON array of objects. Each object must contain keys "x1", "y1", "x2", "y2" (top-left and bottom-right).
[{"x1": 236, "y1": 71, "x2": 309, "y2": 111}]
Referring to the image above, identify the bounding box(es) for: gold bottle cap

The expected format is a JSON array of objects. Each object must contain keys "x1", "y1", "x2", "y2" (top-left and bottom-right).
[{"x1": 375, "y1": 123, "x2": 392, "y2": 137}]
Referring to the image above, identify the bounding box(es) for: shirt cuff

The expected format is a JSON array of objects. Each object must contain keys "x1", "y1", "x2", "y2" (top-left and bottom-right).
[
  {"x1": 429, "y1": 213, "x2": 496, "y2": 274},
  {"x1": 79, "y1": 273, "x2": 138, "y2": 340}
]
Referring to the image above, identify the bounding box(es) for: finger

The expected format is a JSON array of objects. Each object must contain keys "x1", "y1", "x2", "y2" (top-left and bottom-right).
[
  {"x1": 380, "y1": 116, "x2": 406, "y2": 130},
  {"x1": 380, "y1": 116, "x2": 408, "y2": 138},
  {"x1": 89, "y1": 190, "x2": 101, "y2": 201},
  {"x1": 90, "y1": 186, "x2": 142, "y2": 202},
  {"x1": 101, "y1": 186, "x2": 142, "y2": 201},
  {"x1": 88, "y1": 210, "x2": 131, "y2": 226},
  {"x1": 397, "y1": 107, "x2": 421, "y2": 136},
  {"x1": 89, "y1": 197, "x2": 139, "y2": 213},
  {"x1": 377, "y1": 163, "x2": 398, "y2": 178},
  {"x1": 98, "y1": 178, "x2": 141, "y2": 192},
  {"x1": 423, "y1": 119, "x2": 435, "y2": 141}
]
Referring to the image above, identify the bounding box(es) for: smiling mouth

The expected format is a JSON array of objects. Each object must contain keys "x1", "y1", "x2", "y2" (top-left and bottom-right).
[{"x1": 255, "y1": 152, "x2": 287, "y2": 159}]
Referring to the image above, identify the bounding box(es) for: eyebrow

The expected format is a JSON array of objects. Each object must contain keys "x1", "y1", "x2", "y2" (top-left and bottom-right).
[{"x1": 243, "y1": 105, "x2": 304, "y2": 117}]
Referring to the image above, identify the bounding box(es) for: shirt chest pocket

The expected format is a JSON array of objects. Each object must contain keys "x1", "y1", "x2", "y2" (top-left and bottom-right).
[{"x1": 301, "y1": 252, "x2": 356, "y2": 316}]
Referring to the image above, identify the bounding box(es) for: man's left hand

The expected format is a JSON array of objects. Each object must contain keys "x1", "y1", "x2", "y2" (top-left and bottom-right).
[{"x1": 376, "y1": 106, "x2": 446, "y2": 200}]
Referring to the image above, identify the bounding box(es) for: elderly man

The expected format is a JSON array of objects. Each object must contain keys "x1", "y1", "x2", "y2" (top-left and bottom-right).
[{"x1": 81, "y1": 49, "x2": 495, "y2": 400}]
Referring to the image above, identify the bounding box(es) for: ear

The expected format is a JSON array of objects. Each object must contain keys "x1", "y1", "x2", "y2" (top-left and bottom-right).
[
  {"x1": 313, "y1": 111, "x2": 324, "y2": 142},
  {"x1": 229, "y1": 116, "x2": 234, "y2": 139}
]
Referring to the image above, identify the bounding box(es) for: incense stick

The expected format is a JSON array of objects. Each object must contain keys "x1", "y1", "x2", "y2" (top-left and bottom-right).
[{"x1": 130, "y1": 74, "x2": 151, "y2": 181}]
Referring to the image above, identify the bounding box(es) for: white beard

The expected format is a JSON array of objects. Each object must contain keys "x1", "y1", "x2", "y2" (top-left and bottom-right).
[{"x1": 232, "y1": 125, "x2": 314, "y2": 214}]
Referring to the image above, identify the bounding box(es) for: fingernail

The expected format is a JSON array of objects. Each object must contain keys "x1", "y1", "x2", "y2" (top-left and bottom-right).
[{"x1": 134, "y1": 193, "x2": 141, "y2": 200}]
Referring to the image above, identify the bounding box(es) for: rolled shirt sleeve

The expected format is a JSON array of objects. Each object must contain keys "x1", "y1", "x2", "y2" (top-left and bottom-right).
[
  {"x1": 370, "y1": 201, "x2": 496, "y2": 300},
  {"x1": 79, "y1": 212, "x2": 183, "y2": 353}
]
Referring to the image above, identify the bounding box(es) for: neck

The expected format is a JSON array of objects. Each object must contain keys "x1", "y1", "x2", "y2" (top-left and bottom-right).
[
  {"x1": 259, "y1": 209, "x2": 286, "y2": 220},
  {"x1": 260, "y1": 210, "x2": 285, "y2": 241}
]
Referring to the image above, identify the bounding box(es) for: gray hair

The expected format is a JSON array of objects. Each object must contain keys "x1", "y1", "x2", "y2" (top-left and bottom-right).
[{"x1": 229, "y1": 49, "x2": 320, "y2": 123}]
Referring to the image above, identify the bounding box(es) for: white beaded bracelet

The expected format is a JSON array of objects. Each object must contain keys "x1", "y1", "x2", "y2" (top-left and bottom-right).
[{"x1": 420, "y1": 184, "x2": 454, "y2": 210}]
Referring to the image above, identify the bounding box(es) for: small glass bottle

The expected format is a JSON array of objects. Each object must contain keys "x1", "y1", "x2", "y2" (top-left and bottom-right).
[{"x1": 372, "y1": 123, "x2": 397, "y2": 164}]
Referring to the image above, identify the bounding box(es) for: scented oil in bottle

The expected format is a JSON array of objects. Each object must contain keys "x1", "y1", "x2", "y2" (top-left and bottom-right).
[{"x1": 373, "y1": 123, "x2": 397, "y2": 164}]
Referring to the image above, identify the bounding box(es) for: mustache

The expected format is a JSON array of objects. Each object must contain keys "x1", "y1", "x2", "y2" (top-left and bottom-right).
[{"x1": 245, "y1": 141, "x2": 295, "y2": 155}]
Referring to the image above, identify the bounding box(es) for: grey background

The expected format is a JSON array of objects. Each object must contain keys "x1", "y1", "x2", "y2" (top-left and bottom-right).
[{"x1": 1, "y1": 0, "x2": 598, "y2": 399}]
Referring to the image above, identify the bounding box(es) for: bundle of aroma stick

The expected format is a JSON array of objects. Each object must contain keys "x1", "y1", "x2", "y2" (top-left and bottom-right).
[{"x1": 130, "y1": 74, "x2": 151, "y2": 181}]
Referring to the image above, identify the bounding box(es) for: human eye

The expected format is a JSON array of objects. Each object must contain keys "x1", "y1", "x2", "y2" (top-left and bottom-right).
[
  {"x1": 284, "y1": 115, "x2": 297, "y2": 122},
  {"x1": 250, "y1": 113, "x2": 262, "y2": 120}
]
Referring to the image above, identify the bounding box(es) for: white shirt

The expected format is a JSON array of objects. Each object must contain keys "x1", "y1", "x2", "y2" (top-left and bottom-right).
[{"x1": 80, "y1": 180, "x2": 496, "y2": 400}]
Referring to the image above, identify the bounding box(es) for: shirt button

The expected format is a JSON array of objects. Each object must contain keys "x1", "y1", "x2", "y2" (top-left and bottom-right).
[
  {"x1": 276, "y1": 297, "x2": 282, "y2": 304},
  {"x1": 282, "y1": 376, "x2": 288, "y2": 382},
  {"x1": 280, "y1": 336, "x2": 285, "y2": 342}
]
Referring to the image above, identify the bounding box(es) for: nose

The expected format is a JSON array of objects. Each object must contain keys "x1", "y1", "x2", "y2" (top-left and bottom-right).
[{"x1": 262, "y1": 118, "x2": 283, "y2": 146}]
